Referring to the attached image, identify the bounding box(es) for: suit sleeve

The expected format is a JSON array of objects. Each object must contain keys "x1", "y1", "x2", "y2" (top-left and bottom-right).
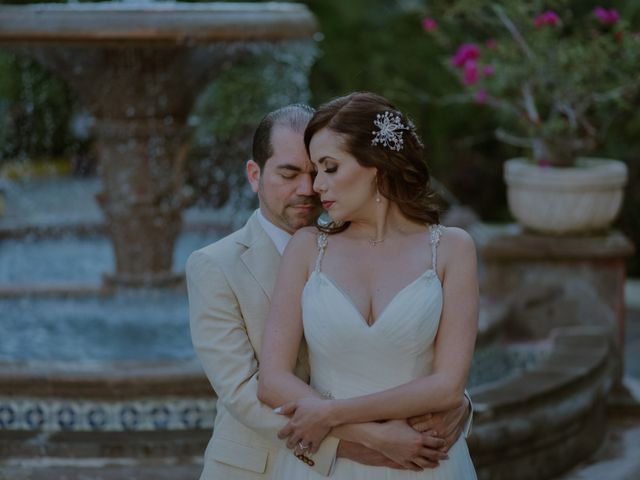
[
  {"x1": 186, "y1": 251, "x2": 338, "y2": 476},
  {"x1": 463, "y1": 390, "x2": 473, "y2": 437}
]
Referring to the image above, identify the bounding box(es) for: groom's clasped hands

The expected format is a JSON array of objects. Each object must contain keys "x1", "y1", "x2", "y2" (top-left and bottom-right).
[
  {"x1": 274, "y1": 397, "x2": 333, "y2": 454},
  {"x1": 274, "y1": 396, "x2": 463, "y2": 471}
]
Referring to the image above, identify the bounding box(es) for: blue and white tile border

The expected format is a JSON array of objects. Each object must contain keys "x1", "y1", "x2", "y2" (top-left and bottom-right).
[{"x1": 0, "y1": 397, "x2": 216, "y2": 432}]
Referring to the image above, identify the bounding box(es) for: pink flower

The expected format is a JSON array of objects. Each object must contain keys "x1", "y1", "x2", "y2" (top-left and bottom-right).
[
  {"x1": 483, "y1": 65, "x2": 495, "y2": 77},
  {"x1": 422, "y1": 17, "x2": 439, "y2": 32},
  {"x1": 594, "y1": 7, "x2": 620, "y2": 25},
  {"x1": 474, "y1": 90, "x2": 489, "y2": 104},
  {"x1": 534, "y1": 10, "x2": 560, "y2": 28},
  {"x1": 485, "y1": 38, "x2": 497, "y2": 49},
  {"x1": 538, "y1": 158, "x2": 552, "y2": 167},
  {"x1": 463, "y1": 60, "x2": 479, "y2": 85},
  {"x1": 451, "y1": 43, "x2": 481, "y2": 68}
]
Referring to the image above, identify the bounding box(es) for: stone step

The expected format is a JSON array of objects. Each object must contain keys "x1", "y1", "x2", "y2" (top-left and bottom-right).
[
  {"x1": 555, "y1": 414, "x2": 640, "y2": 480},
  {"x1": 0, "y1": 456, "x2": 202, "y2": 480}
]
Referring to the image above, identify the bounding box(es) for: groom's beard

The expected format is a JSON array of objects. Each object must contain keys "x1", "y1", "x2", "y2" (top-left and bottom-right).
[{"x1": 283, "y1": 197, "x2": 322, "y2": 230}]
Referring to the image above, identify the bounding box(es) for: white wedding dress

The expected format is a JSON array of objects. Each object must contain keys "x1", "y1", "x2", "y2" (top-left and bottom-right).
[{"x1": 272, "y1": 225, "x2": 477, "y2": 479}]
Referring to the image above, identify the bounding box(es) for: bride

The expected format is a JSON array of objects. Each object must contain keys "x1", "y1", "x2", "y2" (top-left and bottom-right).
[{"x1": 258, "y1": 92, "x2": 478, "y2": 478}]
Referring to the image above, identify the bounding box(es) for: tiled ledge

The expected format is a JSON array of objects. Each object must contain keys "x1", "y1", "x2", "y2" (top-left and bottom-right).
[
  {"x1": 0, "y1": 360, "x2": 216, "y2": 435},
  {"x1": 0, "y1": 396, "x2": 216, "y2": 433}
]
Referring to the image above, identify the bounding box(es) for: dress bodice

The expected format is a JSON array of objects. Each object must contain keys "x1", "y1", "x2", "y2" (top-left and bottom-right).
[
  {"x1": 301, "y1": 225, "x2": 444, "y2": 400},
  {"x1": 274, "y1": 225, "x2": 477, "y2": 479}
]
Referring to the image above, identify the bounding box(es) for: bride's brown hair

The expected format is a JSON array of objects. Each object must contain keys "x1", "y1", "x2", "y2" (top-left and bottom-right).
[{"x1": 304, "y1": 92, "x2": 440, "y2": 233}]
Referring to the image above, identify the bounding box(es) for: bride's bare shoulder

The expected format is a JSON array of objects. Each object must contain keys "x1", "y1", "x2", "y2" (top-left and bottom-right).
[
  {"x1": 285, "y1": 226, "x2": 324, "y2": 255},
  {"x1": 292, "y1": 226, "x2": 323, "y2": 242},
  {"x1": 438, "y1": 226, "x2": 477, "y2": 265},
  {"x1": 439, "y1": 226, "x2": 474, "y2": 247}
]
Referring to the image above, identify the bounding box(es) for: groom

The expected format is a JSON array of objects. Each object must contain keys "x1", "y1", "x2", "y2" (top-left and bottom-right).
[{"x1": 186, "y1": 104, "x2": 471, "y2": 480}]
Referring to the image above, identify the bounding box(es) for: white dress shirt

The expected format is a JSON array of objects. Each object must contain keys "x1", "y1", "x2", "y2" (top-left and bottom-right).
[{"x1": 257, "y1": 209, "x2": 292, "y2": 255}]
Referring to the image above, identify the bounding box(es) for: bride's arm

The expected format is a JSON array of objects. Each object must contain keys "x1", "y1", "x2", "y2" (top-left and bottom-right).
[
  {"x1": 258, "y1": 227, "x2": 321, "y2": 406},
  {"x1": 256, "y1": 229, "x2": 379, "y2": 446},
  {"x1": 258, "y1": 228, "x2": 452, "y2": 467},
  {"x1": 282, "y1": 228, "x2": 478, "y2": 428}
]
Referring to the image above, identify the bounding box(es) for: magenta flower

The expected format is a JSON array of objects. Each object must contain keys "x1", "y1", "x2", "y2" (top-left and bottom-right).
[
  {"x1": 463, "y1": 60, "x2": 479, "y2": 85},
  {"x1": 594, "y1": 7, "x2": 620, "y2": 25},
  {"x1": 451, "y1": 43, "x2": 481, "y2": 68},
  {"x1": 422, "y1": 17, "x2": 439, "y2": 32},
  {"x1": 483, "y1": 65, "x2": 495, "y2": 77},
  {"x1": 538, "y1": 158, "x2": 552, "y2": 168},
  {"x1": 534, "y1": 10, "x2": 560, "y2": 28},
  {"x1": 485, "y1": 38, "x2": 497, "y2": 49},
  {"x1": 474, "y1": 90, "x2": 489, "y2": 104}
]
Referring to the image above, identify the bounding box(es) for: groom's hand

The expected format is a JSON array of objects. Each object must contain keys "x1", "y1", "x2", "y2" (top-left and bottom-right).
[
  {"x1": 407, "y1": 396, "x2": 469, "y2": 452},
  {"x1": 337, "y1": 441, "x2": 406, "y2": 469}
]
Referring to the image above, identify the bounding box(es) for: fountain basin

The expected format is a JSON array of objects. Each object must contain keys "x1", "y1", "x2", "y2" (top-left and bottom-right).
[
  {"x1": 0, "y1": 270, "x2": 613, "y2": 479},
  {"x1": 0, "y1": 326, "x2": 610, "y2": 478},
  {"x1": 0, "y1": 2, "x2": 317, "y2": 286},
  {"x1": 0, "y1": 360, "x2": 214, "y2": 459},
  {"x1": 0, "y1": 3, "x2": 317, "y2": 44},
  {"x1": 0, "y1": 343, "x2": 543, "y2": 458},
  {"x1": 0, "y1": 360, "x2": 213, "y2": 429},
  {"x1": 0, "y1": 209, "x2": 614, "y2": 475}
]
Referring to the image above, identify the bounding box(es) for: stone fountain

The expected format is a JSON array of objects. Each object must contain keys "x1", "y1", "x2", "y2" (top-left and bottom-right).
[
  {"x1": 0, "y1": 4, "x2": 625, "y2": 478},
  {"x1": 0, "y1": 2, "x2": 316, "y2": 287},
  {"x1": 0, "y1": 1, "x2": 317, "y2": 471}
]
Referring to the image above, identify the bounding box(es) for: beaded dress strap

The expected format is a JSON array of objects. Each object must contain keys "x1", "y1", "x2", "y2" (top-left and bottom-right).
[
  {"x1": 430, "y1": 224, "x2": 444, "y2": 272},
  {"x1": 314, "y1": 233, "x2": 329, "y2": 273}
]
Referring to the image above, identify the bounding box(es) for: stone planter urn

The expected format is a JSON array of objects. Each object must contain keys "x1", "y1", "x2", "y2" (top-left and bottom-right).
[{"x1": 503, "y1": 158, "x2": 628, "y2": 235}]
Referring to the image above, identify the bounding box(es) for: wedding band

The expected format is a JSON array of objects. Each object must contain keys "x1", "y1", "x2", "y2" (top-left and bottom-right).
[{"x1": 297, "y1": 441, "x2": 309, "y2": 451}]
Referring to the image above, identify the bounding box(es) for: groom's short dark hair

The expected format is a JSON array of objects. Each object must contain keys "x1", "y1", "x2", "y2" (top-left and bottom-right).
[{"x1": 252, "y1": 104, "x2": 315, "y2": 168}]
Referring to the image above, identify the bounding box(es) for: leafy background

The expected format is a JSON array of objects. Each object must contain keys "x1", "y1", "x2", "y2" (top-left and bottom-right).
[{"x1": 0, "y1": 0, "x2": 638, "y2": 272}]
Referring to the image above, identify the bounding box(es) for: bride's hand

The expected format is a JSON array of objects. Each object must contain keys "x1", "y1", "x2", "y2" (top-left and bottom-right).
[
  {"x1": 275, "y1": 397, "x2": 335, "y2": 454},
  {"x1": 367, "y1": 419, "x2": 449, "y2": 471}
]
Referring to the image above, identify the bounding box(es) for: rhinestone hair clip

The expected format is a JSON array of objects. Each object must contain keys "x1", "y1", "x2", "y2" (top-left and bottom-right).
[{"x1": 371, "y1": 111, "x2": 409, "y2": 152}]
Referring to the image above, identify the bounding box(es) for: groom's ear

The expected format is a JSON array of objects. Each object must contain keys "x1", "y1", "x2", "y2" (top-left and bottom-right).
[{"x1": 246, "y1": 159, "x2": 261, "y2": 193}]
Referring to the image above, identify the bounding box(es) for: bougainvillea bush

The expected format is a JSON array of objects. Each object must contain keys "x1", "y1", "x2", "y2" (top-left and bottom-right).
[{"x1": 422, "y1": 2, "x2": 640, "y2": 166}]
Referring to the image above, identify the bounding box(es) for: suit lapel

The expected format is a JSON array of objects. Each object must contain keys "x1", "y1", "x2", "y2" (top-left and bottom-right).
[{"x1": 238, "y1": 212, "x2": 281, "y2": 302}]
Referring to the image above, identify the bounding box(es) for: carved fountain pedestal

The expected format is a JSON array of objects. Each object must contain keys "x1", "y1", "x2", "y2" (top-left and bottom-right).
[{"x1": 0, "y1": 3, "x2": 316, "y2": 286}]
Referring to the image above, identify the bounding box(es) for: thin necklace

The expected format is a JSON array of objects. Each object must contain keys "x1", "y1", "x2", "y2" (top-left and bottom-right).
[{"x1": 368, "y1": 237, "x2": 385, "y2": 247}]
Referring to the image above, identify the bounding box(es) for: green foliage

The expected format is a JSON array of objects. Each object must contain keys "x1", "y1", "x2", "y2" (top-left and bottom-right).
[
  {"x1": 0, "y1": 0, "x2": 637, "y2": 272},
  {"x1": 0, "y1": 52, "x2": 75, "y2": 164},
  {"x1": 424, "y1": 0, "x2": 640, "y2": 165},
  {"x1": 305, "y1": 0, "x2": 511, "y2": 219},
  {"x1": 186, "y1": 43, "x2": 314, "y2": 208},
  {"x1": 304, "y1": 0, "x2": 639, "y2": 273},
  {"x1": 596, "y1": 90, "x2": 640, "y2": 275}
]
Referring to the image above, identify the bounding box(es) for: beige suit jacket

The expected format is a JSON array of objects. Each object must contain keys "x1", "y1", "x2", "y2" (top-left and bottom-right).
[{"x1": 186, "y1": 212, "x2": 339, "y2": 480}]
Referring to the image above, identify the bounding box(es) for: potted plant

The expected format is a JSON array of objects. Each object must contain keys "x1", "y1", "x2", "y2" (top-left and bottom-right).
[{"x1": 422, "y1": 2, "x2": 640, "y2": 234}]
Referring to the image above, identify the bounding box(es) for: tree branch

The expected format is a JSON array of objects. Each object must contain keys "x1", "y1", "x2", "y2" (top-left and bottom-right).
[{"x1": 492, "y1": 4, "x2": 535, "y2": 61}]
